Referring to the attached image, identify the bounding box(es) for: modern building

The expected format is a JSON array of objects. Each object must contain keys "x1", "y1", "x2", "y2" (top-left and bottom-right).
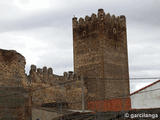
[{"x1": 131, "y1": 80, "x2": 160, "y2": 109}]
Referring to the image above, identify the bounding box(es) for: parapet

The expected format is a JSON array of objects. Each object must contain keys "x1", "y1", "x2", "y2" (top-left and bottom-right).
[
  {"x1": 28, "y1": 65, "x2": 55, "y2": 83},
  {"x1": 31, "y1": 65, "x2": 37, "y2": 72},
  {"x1": 37, "y1": 68, "x2": 43, "y2": 74},
  {"x1": 29, "y1": 65, "x2": 54, "y2": 76},
  {"x1": 29, "y1": 64, "x2": 37, "y2": 75},
  {"x1": 72, "y1": 9, "x2": 126, "y2": 32},
  {"x1": 28, "y1": 65, "x2": 81, "y2": 83},
  {"x1": 48, "y1": 68, "x2": 53, "y2": 74},
  {"x1": 63, "y1": 71, "x2": 79, "y2": 81},
  {"x1": 43, "y1": 66, "x2": 47, "y2": 74}
]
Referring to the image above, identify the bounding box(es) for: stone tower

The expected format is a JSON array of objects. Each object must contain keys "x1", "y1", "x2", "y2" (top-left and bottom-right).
[{"x1": 72, "y1": 9, "x2": 130, "y2": 101}]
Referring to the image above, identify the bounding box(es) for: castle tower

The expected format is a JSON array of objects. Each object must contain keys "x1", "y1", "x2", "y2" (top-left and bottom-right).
[{"x1": 72, "y1": 9, "x2": 130, "y2": 103}]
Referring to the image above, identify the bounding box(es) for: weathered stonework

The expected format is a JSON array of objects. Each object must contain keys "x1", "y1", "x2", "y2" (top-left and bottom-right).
[
  {"x1": 0, "y1": 87, "x2": 32, "y2": 120},
  {"x1": 0, "y1": 9, "x2": 131, "y2": 113},
  {"x1": 0, "y1": 47, "x2": 86, "y2": 111},
  {"x1": 28, "y1": 65, "x2": 87, "y2": 109},
  {"x1": 73, "y1": 9, "x2": 130, "y2": 100},
  {"x1": 27, "y1": 9, "x2": 130, "y2": 110},
  {"x1": 0, "y1": 49, "x2": 27, "y2": 86},
  {"x1": 28, "y1": 65, "x2": 60, "y2": 84},
  {"x1": 0, "y1": 49, "x2": 31, "y2": 119}
]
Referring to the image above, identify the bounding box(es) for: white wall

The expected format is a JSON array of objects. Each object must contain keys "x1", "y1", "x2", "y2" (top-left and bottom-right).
[{"x1": 131, "y1": 81, "x2": 160, "y2": 109}]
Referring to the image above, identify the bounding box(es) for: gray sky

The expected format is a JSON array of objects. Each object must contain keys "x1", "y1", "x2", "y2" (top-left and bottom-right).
[{"x1": 0, "y1": 0, "x2": 160, "y2": 93}]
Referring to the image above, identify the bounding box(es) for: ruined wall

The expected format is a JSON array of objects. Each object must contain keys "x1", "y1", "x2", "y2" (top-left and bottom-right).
[
  {"x1": 28, "y1": 65, "x2": 62, "y2": 84},
  {"x1": 28, "y1": 65, "x2": 87, "y2": 109},
  {"x1": 28, "y1": 65, "x2": 81, "y2": 85},
  {"x1": 73, "y1": 9, "x2": 130, "y2": 100},
  {"x1": 0, "y1": 49, "x2": 27, "y2": 86},
  {"x1": 0, "y1": 49, "x2": 31, "y2": 120}
]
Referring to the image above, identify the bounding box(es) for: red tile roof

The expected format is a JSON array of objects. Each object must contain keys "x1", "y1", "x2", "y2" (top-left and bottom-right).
[{"x1": 130, "y1": 80, "x2": 160, "y2": 95}]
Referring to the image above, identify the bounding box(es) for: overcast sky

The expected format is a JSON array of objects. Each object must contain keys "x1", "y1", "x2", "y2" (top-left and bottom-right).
[{"x1": 0, "y1": 0, "x2": 160, "y2": 92}]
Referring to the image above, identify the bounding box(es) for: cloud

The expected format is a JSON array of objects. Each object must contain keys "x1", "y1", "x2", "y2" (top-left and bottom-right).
[{"x1": 0, "y1": 0, "x2": 160, "y2": 92}]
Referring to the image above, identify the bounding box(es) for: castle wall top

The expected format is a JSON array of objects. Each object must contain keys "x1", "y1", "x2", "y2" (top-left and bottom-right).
[
  {"x1": 29, "y1": 65, "x2": 80, "y2": 82},
  {"x1": 72, "y1": 9, "x2": 126, "y2": 29},
  {"x1": 30, "y1": 65, "x2": 53, "y2": 75}
]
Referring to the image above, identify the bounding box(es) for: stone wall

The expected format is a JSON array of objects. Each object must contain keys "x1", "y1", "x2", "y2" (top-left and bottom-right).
[
  {"x1": 0, "y1": 49, "x2": 31, "y2": 119},
  {"x1": 0, "y1": 49, "x2": 27, "y2": 87},
  {"x1": 28, "y1": 65, "x2": 87, "y2": 109},
  {"x1": 0, "y1": 9, "x2": 130, "y2": 113},
  {"x1": 28, "y1": 65, "x2": 56, "y2": 84},
  {"x1": 0, "y1": 87, "x2": 32, "y2": 120},
  {"x1": 0, "y1": 48, "x2": 85, "y2": 115}
]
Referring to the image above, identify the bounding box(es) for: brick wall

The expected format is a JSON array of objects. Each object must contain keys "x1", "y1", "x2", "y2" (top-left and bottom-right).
[
  {"x1": 73, "y1": 9, "x2": 130, "y2": 102},
  {"x1": 87, "y1": 98, "x2": 131, "y2": 112}
]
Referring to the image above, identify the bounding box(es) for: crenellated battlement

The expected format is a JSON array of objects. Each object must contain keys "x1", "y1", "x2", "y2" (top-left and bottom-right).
[
  {"x1": 29, "y1": 65, "x2": 55, "y2": 83},
  {"x1": 29, "y1": 65, "x2": 80, "y2": 85},
  {"x1": 30, "y1": 65, "x2": 54, "y2": 76},
  {"x1": 63, "y1": 71, "x2": 79, "y2": 81},
  {"x1": 72, "y1": 9, "x2": 126, "y2": 32}
]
